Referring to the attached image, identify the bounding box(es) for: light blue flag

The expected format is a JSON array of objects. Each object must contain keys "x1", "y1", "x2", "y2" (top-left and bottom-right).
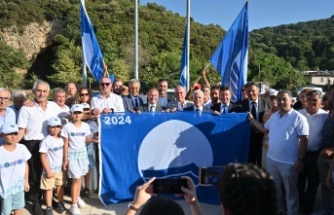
[
  {"x1": 80, "y1": 0, "x2": 114, "y2": 83},
  {"x1": 98, "y1": 112, "x2": 250, "y2": 205},
  {"x1": 210, "y1": 2, "x2": 248, "y2": 102},
  {"x1": 179, "y1": 23, "x2": 189, "y2": 91}
]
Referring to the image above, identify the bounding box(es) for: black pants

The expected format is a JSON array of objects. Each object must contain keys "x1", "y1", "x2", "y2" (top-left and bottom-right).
[{"x1": 21, "y1": 140, "x2": 43, "y2": 205}]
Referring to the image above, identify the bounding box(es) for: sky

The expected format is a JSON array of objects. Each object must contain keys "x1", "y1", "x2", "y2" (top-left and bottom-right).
[{"x1": 140, "y1": 0, "x2": 334, "y2": 30}]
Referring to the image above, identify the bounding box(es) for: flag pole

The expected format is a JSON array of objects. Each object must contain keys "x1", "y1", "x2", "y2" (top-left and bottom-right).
[
  {"x1": 134, "y1": 0, "x2": 139, "y2": 80},
  {"x1": 186, "y1": 0, "x2": 190, "y2": 90},
  {"x1": 81, "y1": 0, "x2": 87, "y2": 87}
]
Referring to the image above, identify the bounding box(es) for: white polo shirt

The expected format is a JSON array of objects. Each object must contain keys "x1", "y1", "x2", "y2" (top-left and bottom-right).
[
  {"x1": 18, "y1": 101, "x2": 61, "y2": 140},
  {"x1": 265, "y1": 109, "x2": 309, "y2": 164},
  {"x1": 91, "y1": 93, "x2": 125, "y2": 113},
  {"x1": 299, "y1": 108, "x2": 328, "y2": 151}
]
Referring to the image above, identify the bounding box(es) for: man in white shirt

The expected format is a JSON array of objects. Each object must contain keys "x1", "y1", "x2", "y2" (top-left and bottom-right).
[
  {"x1": 17, "y1": 80, "x2": 62, "y2": 215},
  {"x1": 165, "y1": 86, "x2": 193, "y2": 112},
  {"x1": 297, "y1": 90, "x2": 328, "y2": 214},
  {"x1": 91, "y1": 76, "x2": 125, "y2": 114},
  {"x1": 249, "y1": 90, "x2": 309, "y2": 215}
]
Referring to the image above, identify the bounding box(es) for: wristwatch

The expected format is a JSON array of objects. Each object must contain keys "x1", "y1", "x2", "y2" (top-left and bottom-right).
[{"x1": 128, "y1": 203, "x2": 139, "y2": 211}]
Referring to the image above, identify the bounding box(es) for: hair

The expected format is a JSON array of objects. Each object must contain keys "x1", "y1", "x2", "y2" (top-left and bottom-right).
[
  {"x1": 220, "y1": 85, "x2": 230, "y2": 92},
  {"x1": 245, "y1": 82, "x2": 259, "y2": 89},
  {"x1": 65, "y1": 82, "x2": 77, "y2": 90},
  {"x1": 11, "y1": 90, "x2": 26, "y2": 99},
  {"x1": 211, "y1": 86, "x2": 221, "y2": 91},
  {"x1": 306, "y1": 90, "x2": 322, "y2": 98},
  {"x1": 52, "y1": 87, "x2": 66, "y2": 98},
  {"x1": 300, "y1": 88, "x2": 312, "y2": 95},
  {"x1": 193, "y1": 89, "x2": 204, "y2": 97},
  {"x1": 139, "y1": 197, "x2": 185, "y2": 215},
  {"x1": 113, "y1": 78, "x2": 123, "y2": 84},
  {"x1": 158, "y1": 79, "x2": 168, "y2": 84},
  {"x1": 277, "y1": 89, "x2": 292, "y2": 99},
  {"x1": 75, "y1": 87, "x2": 92, "y2": 104},
  {"x1": 0, "y1": 88, "x2": 11, "y2": 96},
  {"x1": 219, "y1": 163, "x2": 277, "y2": 215},
  {"x1": 32, "y1": 80, "x2": 50, "y2": 92},
  {"x1": 129, "y1": 79, "x2": 140, "y2": 86}
]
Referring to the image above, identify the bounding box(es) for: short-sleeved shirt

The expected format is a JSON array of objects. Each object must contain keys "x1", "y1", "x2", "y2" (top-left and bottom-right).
[
  {"x1": 0, "y1": 107, "x2": 16, "y2": 146},
  {"x1": 18, "y1": 101, "x2": 62, "y2": 140},
  {"x1": 265, "y1": 109, "x2": 309, "y2": 164},
  {"x1": 91, "y1": 93, "x2": 125, "y2": 113},
  {"x1": 0, "y1": 144, "x2": 31, "y2": 198},
  {"x1": 61, "y1": 122, "x2": 91, "y2": 150},
  {"x1": 39, "y1": 135, "x2": 64, "y2": 174},
  {"x1": 86, "y1": 120, "x2": 98, "y2": 139},
  {"x1": 299, "y1": 108, "x2": 328, "y2": 151}
]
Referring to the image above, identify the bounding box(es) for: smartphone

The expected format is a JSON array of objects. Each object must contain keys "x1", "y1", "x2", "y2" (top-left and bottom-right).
[
  {"x1": 199, "y1": 166, "x2": 225, "y2": 186},
  {"x1": 153, "y1": 178, "x2": 188, "y2": 194}
]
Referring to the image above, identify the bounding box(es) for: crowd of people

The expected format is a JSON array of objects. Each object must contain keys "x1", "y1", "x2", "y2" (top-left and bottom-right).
[{"x1": 1, "y1": 72, "x2": 334, "y2": 215}]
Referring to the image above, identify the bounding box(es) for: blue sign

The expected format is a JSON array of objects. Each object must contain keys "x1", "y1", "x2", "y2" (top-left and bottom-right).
[{"x1": 99, "y1": 112, "x2": 250, "y2": 205}]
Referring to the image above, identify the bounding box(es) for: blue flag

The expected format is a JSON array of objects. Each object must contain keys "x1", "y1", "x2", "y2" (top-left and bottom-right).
[
  {"x1": 80, "y1": 0, "x2": 105, "y2": 83},
  {"x1": 179, "y1": 24, "x2": 189, "y2": 91},
  {"x1": 210, "y1": 2, "x2": 248, "y2": 102},
  {"x1": 98, "y1": 112, "x2": 250, "y2": 205}
]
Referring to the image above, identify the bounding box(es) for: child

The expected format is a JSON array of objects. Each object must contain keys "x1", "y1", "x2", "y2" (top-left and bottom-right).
[
  {"x1": 39, "y1": 117, "x2": 66, "y2": 215},
  {"x1": 61, "y1": 104, "x2": 98, "y2": 215},
  {"x1": 81, "y1": 103, "x2": 99, "y2": 198},
  {"x1": 0, "y1": 124, "x2": 31, "y2": 215}
]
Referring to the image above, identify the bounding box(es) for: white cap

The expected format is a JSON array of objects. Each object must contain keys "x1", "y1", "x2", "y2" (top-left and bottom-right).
[
  {"x1": 48, "y1": 117, "x2": 62, "y2": 127},
  {"x1": 269, "y1": 89, "x2": 278, "y2": 97},
  {"x1": 81, "y1": 103, "x2": 90, "y2": 109},
  {"x1": 1, "y1": 124, "x2": 19, "y2": 134},
  {"x1": 71, "y1": 104, "x2": 83, "y2": 113}
]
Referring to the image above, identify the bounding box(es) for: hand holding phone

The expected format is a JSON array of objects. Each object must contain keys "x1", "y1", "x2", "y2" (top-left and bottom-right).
[{"x1": 153, "y1": 178, "x2": 188, "y2": 194}]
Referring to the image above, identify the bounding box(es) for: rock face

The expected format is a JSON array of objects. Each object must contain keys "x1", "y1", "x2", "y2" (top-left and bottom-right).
[{"x1": 0, "y1": 20, "x2": 64, "y2": 61}]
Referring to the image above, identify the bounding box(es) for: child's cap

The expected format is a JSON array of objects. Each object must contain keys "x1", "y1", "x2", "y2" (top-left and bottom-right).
[
  {"x1": 1, "y1": 124, "x2": 19, "y2": 134},
  {"x1": 81, "y1": 103, "x2": 90, "y2": 109},
  {"x1": 71, "y1": 104, "x2": 83, "y2": 113},
  {"x1": 48, "y1": 117, "x2": 62, "y2": 127}
]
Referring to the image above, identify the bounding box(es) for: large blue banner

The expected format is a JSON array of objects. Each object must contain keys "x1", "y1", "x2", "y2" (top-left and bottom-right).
[{"x1": 99, "y1": 112, "x2": 250, "y2": 205}]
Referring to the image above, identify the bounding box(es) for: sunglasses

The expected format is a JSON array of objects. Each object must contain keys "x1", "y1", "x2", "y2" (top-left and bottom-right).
[
  {"x1": 100, "y1": 83, "x2": 110, "y2": 86},
  {"x1": 73, "y1": 111, "x2": 83, "y2": 114},
  {"x1": 80, "y1": 93, "x2": 89, "y2": 96},
  {"x1": 6, "y1": 132, "x2": 18, "y2": 135},
  {"x1": 50, "y1": 126, "x2": 62, "y2": 128}
]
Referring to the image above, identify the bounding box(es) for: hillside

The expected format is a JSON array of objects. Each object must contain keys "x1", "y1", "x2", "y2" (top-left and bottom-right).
[{"x1": 0, "y1": 0, "x2": 333, "y2": 90}]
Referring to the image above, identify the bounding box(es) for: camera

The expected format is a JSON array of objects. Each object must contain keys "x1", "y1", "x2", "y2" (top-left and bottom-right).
[
  {"x1": 153, "y1": 178, "x2": 188, "y2": 194},
  {"x1": 199, "y1": 166, "x2": 225, "y2": 186}
]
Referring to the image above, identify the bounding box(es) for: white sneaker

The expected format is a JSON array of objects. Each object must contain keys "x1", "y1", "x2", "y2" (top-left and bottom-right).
[
  {"x1": 69, "y1": 205, "x2": 81, "y2": 215},
  {"x1": 77, "y1": 197, "x2": 86, "y2": 209}
]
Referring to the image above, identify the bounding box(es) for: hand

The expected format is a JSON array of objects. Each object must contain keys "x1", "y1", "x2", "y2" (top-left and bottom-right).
[
  {"x1": 181, "y1": 176, "x2": 198, "y2": 205},
  {"x1": 93, "y1": 138, "x2": 99, "y2": 144},
  {"x1": 24, "y1": 181, "x2": 30, "y2": 192},
  {"x1": 24, "y1": 99, "x2": 34, "y2": 107},
  {"x1": 320, "y1": 148, "x2": 334, "y2": 158},
  {"x1": 46, "y1": 171, "x2": 54, "y2": 179},
  {"x1": 102, "y1": 108, "x2": 113, "y2": 114},
  {"x1": 62, "y1": 160, "x2": 68, "y2": 171},
  {"x1": 91, "y1": 108, "x2": 100, "y2": 115},
  {"x1": 103, "y1": 64, "x2": 108, "y2": 71},
  {"x1": 200, "y1": 70, "x2": 206, "y2": 76},
  {"x1": 132, "y1": 177, "x2": 155, "y2": 209},
  {"x1": 213, "y1": 110, "x2": 220, "y2": 115},
  {"x1": 294, "y1": 160, "x2": 304, "y2": 172}
]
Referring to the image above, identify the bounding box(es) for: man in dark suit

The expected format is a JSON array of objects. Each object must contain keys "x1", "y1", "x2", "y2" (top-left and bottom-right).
[
  {"x1": 135, "y1": 88, "x2": 163, "y2": 112},
  {"x1": 183, "y1": 90, "x2": 211, "y2": 112},
  {"x1": 232, "y1": 82, "x2": 270, "y2": 166},
  {"x1": 123, "y1": 79, "x2": 147, "y2": 112},
  {"x1": 211, "y1": 86, "x2": 234, "y2": 114}
]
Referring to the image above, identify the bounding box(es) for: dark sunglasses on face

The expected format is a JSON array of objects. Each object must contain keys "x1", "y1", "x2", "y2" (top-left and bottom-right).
[
  {"x1": 100, "y1": 83, "x2": 110, "y2": 86},
  {"x1": 80, "y1": 93, "x2": 89, "y2": 96}
]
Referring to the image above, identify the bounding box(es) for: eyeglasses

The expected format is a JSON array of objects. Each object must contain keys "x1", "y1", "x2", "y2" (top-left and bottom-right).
[
  {"x1": 80, "y1": 93, "x2": 89, "y2": 97},
  {"x1": 0, "y1": 97, "x2": 10, "y2": 101},
  {"x1": 50, "y1": 126, "x2": 62, "y2": 128},
  {"x1": 100, "y1": 83, "x2": 110, "y2": 87}
]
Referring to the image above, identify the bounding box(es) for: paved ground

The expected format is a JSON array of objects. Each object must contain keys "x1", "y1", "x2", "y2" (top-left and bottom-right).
[{"x1": 22, "y1": 193, "x2": 222, "y2": 215}]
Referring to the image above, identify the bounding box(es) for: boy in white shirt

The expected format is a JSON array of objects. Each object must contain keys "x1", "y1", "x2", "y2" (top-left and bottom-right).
[
  {"x1": 0, "y1": 124, "x2": 31, "y2": 215},
  {"x1": 39, "y1": 117, "x2": 66, "y2": 215}
]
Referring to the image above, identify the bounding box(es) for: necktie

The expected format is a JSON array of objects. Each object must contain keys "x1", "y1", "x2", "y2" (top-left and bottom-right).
[
  {"x1": 150, "y1": 105, "x2": 154, "y2": 112},
  {"x1": 196, "y1": 108, "x2": 200, "y2": 111},
  {"x1": 223, "y1": 105, "x2": 228, "y2": 114},
  {"x1": 134, "y1": 98, "x2": 139, "y2": 107},
  {"x1": 251, "y1": 102, "x2": 257, "y2": 120}
]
